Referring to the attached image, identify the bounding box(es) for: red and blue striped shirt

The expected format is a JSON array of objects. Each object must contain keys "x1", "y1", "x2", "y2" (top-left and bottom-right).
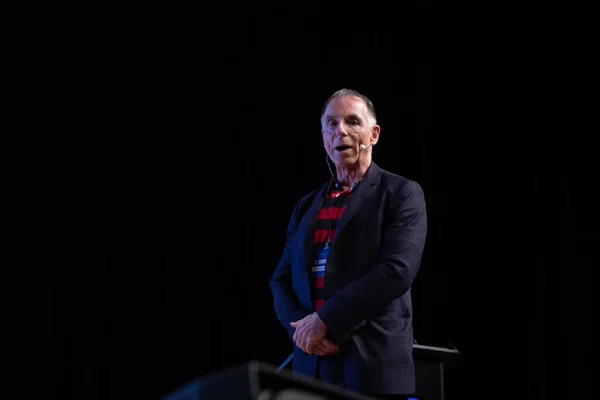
[{"x1": 311, "y1": 180, "x2": 353, "y2": 311}]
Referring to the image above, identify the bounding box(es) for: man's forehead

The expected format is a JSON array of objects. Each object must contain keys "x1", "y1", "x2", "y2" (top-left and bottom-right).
[{"x1": 324, "y1": 96, "x2": 367, "y2": 117}]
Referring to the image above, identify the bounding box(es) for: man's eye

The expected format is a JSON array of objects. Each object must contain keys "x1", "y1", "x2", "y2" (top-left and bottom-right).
[{"x1": 328, "y1": 121, "x2": 337, "y2": 126}]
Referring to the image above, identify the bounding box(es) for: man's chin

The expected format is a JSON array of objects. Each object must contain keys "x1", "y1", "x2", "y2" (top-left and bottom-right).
[{"x1": 332, "y1": 155, "x2": 356, "y2": 166}]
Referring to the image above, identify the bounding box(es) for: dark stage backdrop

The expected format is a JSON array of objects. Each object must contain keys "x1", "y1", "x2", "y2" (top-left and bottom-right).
[{"x1": 14, "y1": 3, "x2": 591, "y2": 400}]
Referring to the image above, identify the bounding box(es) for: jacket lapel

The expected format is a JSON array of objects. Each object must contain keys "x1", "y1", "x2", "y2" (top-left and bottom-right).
[{"x1": 302, "y1": 183, "x2": 328, "y2": 274}]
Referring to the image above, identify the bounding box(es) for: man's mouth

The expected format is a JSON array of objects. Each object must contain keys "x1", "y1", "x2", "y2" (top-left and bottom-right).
[{"x1": 334, "y1": 145, "x2": 352, "y2": 151}]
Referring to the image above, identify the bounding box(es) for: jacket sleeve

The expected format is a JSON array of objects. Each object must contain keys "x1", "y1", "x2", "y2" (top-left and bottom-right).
[
  {"x1": 270, "y1": 199, "x2": 309, "y2": 339},
  {"x1": 317, "y1": 180, "x2": 427, "y2": 335}
]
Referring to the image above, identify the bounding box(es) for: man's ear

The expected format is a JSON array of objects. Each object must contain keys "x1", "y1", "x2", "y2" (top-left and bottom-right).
[{"x1": 370, "y1": 124, "x2": 381, "y2": 145}]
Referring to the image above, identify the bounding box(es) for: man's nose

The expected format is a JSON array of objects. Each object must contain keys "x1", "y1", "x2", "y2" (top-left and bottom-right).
[{"x1": 334, "y1": 121, "x2": 349, "y2": 136}]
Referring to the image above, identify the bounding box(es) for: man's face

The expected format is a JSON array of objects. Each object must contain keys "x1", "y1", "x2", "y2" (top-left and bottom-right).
[{"x1": 321, "y1": 95, "x2": 380, "y2": 168}]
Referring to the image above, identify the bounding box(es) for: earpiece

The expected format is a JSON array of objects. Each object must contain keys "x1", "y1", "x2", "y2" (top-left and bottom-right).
[{"x1": 359, "y1": 143, "x2": 373, "y2": 151}]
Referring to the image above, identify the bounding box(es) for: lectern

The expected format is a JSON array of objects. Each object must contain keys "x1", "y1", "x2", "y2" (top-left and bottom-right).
[{"x1": 413, "y1": 344, "x2": 460, "y2": 400}]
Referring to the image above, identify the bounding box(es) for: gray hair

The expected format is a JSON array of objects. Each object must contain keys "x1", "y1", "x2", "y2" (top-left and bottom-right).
[{"x1": 320, "y1": 88, "x2": 377, "y2": 127}]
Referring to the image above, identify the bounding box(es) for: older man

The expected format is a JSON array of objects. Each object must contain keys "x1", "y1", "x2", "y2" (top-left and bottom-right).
[{"x1": 270, "y1": 88, "x2": 427, "y2": 399}]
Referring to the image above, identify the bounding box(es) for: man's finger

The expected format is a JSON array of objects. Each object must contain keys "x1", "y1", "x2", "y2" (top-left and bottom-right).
[
  {"x1": 313, "y1": 344, "x2": 335, "y2": 356},
  {"x1": 321, "y1": 338, "x2": 341, "y2": 352},
  {"x1": 318, "y1": 341, "x2": 341, "y2": 354},
  {"x1": 306, "y1": 339, "x2": 319, "y2": 355},
  {"x1": 290, "y1": 321, "x2": 298, "y2": 327},
  {"x1": 313, "y1": 343, "x2": 328, "y2": 355},
  {"x1": 299, "y1": 340, "x2": 307, "y2": 354}
]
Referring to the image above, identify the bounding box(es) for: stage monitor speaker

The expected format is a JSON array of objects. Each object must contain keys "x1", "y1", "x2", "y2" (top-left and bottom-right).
[{"x1": 161, "y1": 360, "x2": 423, "y2": 400}]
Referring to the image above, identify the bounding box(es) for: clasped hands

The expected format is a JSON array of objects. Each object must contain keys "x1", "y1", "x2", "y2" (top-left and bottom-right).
[{"x1": 290, "y1": 313, "x2": 342, "y2": 356}]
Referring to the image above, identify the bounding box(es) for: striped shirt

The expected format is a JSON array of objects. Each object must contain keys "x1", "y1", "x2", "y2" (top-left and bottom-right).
[{"x1": 311, "y1": 180, "x2": 353, "y2": 311}]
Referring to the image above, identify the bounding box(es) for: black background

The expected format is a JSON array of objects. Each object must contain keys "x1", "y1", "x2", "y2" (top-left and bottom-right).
[{"x1": 12, "y1": 2, "x2": 592, "y2": 399}]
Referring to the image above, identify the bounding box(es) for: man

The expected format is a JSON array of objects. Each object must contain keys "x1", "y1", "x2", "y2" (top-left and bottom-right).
[{"x1": 270, "y1": 88, "x2": 427, "y2": 399}]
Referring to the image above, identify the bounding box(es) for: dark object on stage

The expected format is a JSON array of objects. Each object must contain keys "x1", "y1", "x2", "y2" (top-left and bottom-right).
[
  {"x1": 414, "y1": 344, "x2": 461, "y2": 400},
  {"x1": 161, "y1": 361, "x2": 423, "y2": 400}
]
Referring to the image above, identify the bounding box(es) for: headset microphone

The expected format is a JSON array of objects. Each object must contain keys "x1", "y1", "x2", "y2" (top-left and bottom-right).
[{"x1": 359, "y1": 143, "x2": 373, "y2": 151}]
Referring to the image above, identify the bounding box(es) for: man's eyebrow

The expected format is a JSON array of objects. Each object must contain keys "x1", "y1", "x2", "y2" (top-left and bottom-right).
[
  {"x1": 325, "y1": 113, "x2": 363, "y2": 121},
  {"x1": 345, "y1": 113, "x2": 363, "y2": 121}
]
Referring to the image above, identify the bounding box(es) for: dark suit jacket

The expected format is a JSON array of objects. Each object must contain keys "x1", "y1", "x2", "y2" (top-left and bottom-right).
[{"x1": 270, "y1": 162, "x2": 427, "y2": 394}]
